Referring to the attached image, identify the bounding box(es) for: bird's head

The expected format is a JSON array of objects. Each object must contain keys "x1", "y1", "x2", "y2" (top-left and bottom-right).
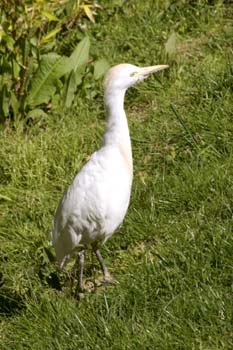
[{"x1": 104, "y1": 63, "x2": 169, "y2": 93}]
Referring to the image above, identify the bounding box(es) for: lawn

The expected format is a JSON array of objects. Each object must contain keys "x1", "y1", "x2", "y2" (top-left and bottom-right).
[{"x1": 1, "y1": 1, "x2": 233, "y2": 349}]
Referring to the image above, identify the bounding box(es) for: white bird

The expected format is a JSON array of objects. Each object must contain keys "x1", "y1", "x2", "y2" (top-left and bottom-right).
[{"x1": 52, "y1": 63, "x2": 168, "y2": 296}]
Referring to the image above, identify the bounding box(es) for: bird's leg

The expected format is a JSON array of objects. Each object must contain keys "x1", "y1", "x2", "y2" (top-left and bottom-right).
[
  {"x1": 92, "y1": 244, "x2": 116, "y2": 285},
  {"x1": 75, "y1": 249, "x2": 85, "y2": 299}
]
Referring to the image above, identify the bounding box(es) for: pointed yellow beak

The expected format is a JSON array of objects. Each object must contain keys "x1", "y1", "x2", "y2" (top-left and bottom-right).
[{"x1": 136, "y1": 64, "x2": 169, "y2": 78}]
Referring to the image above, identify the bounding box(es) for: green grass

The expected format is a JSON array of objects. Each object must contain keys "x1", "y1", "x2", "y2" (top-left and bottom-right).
[{"x1": 1, "y1": 1, "x2": 233, "y2": 349}]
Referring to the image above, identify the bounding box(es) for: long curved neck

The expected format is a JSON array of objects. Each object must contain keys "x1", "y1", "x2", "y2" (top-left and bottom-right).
[
  {"x1": 103, "y1": 89, "x2": 130, "y2": 146},
  {"x1": 103, "y1": 88, "x2": 133, "y2": 176}
]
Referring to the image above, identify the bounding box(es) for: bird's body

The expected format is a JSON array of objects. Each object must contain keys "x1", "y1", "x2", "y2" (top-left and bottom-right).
[
  {"x1": 52, "y1": 63, "x2": 168, "y2": 295},
  {"x1": 52, "y1": 143, "x2": 132, "y2": 266}
]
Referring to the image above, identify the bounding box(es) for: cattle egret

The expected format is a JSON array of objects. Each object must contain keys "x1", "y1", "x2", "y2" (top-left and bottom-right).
[{"x1": 52, "y1": 63, "x2": 168, "y2": 297}]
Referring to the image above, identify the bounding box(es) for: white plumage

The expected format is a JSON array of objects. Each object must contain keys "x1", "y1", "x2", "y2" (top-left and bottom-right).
[{"x1": 52, "y1": 63, "x2": 168, "y2": 295}]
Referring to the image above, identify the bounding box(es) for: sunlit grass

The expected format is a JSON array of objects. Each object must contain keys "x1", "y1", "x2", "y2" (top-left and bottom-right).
[{"x1": 1, "y1": 1, "x2": 233, "y2": 349}]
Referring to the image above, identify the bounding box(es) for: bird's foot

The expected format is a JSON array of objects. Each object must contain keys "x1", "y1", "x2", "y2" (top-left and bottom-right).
[
  {"x1": 75, "y1": 292, "x2": 85, "y2": 301},
  {"x1": 74, "y1": 286, "x2": 85, "y2": 300},
  {"x1": 103, "y1": 272, "x2": 119, "y2": 285}
]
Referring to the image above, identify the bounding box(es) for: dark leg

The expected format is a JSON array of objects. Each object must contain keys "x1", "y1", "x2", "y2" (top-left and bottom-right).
[
  {"x1": 75, "y1": 250, "x2": 85, "y2": 299},
  {"x1": 92, "y1": 244, "x2": 116, "y2": 284}
]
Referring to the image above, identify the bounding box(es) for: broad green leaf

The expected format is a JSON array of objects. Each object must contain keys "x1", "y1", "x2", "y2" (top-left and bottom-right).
[
  {"x1": 41, "y1": 27, "x2": 61, "y2": 43},
  {"x1": 75, "y1": 68, "x2": 83, "y2": 86},
  {"x1": 26, "y1": 53, "x2": 69, "y2": 108},
  {"x1": 51, "y1": 94, "x2": 60, "y2": 110},
  {"x1": 94, "y1": 59, "x2": 110, "y2": 80},
  {"x1": 0, "y1": 84, "x2": 9, "y2": 117},
  {"x1": 165, "y1": 32, "x2": 176, "y2": 55},
  {"x1": 68, "y1": 37, "x2": 90, "y2": 72},
  {"x1": 27, "y1": 108, "x2": 47, "y2": 120},
  {"x1": 5, "y1": 35, "x2": 15, "y2": 52},
  {"x1": 41, "y1": 11, "x2": 59, "y2": 21},
  {"x1": 0, "y1": 70, "x2": 8, "y2": 84},
  {"x1": 63, "y1": 70, "x2": 77, "y2": 108},
  {"x1": 12, "y1": 59, "x2": 20, "y2": 79},
  {"x1": 0, "y1": 27, "x2": 5, "y2": 41},
  {"x1": 10, "y1": 91, "x2": 19, "y2": 117}
]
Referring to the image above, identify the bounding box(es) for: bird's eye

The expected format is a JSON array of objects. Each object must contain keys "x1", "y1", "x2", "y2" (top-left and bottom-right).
[{"x1": 130, "y1": 72, "x2": 137, "y2": 77}]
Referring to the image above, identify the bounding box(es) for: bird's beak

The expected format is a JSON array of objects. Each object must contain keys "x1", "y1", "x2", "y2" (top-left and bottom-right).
[{"x1": 136, "y1": 65, "x2": 169, "y2": 78}]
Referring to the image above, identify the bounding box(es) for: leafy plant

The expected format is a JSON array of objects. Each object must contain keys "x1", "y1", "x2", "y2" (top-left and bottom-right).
[
  {"x1": 0, "y1": 0, "x2": 105, "y2": 124},
  {"x1": 26, "y1": 37, "x2": 90, "y2": 110}
]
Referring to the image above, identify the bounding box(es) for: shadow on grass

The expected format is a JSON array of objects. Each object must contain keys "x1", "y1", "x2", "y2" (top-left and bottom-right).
[{"x1": 0, "y1": 289, "x2": 25, "y2": 317}]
